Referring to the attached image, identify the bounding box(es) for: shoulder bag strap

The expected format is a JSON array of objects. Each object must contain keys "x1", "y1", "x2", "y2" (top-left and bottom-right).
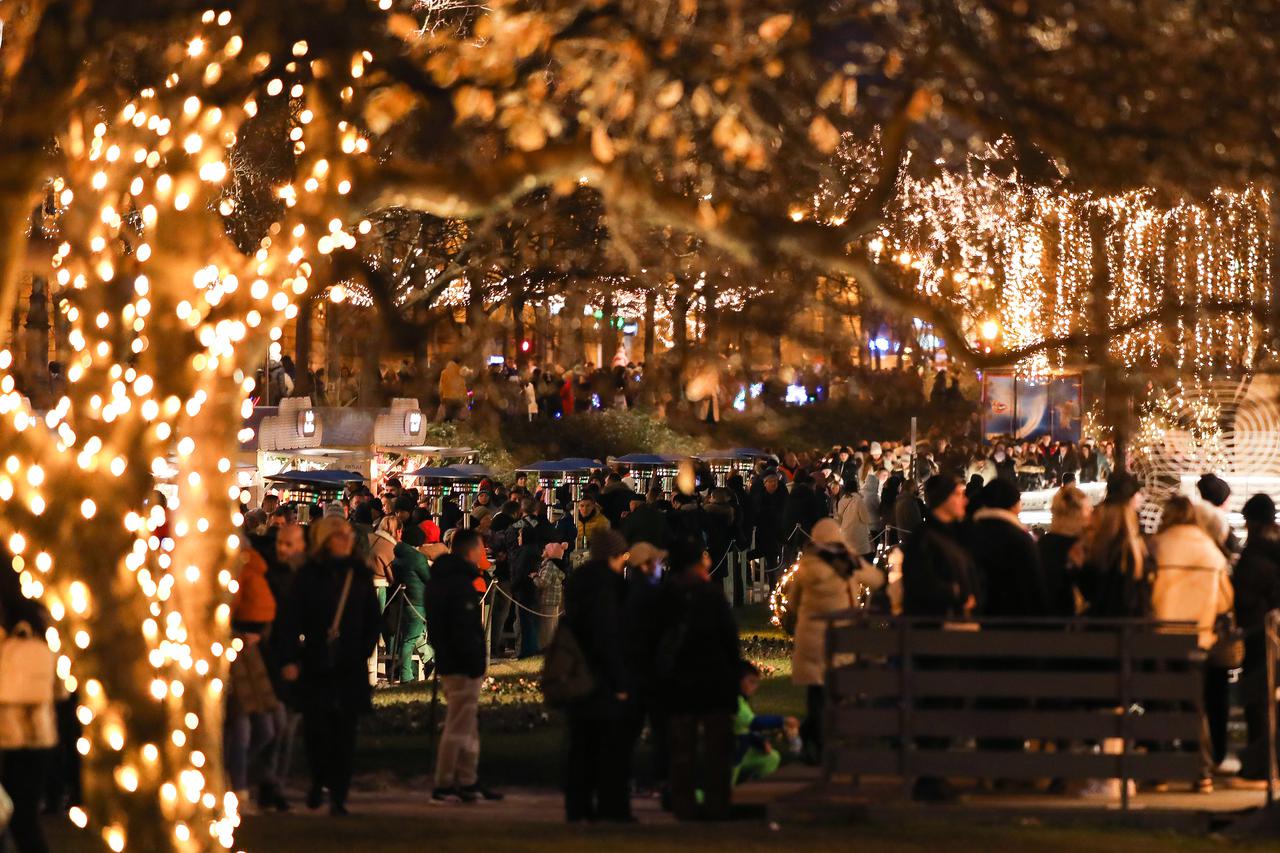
[{"x1": 328, "y1": 569, "x2": 355, "y2": 643}]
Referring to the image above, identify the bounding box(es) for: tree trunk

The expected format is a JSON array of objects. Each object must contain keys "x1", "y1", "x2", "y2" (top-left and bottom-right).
[
  {"x1": 512, "y1": 293, "x2": 527, "y2": 368},
  {"x1": 293, "y1": 296, "x2": 314, "y2": 397},
  {"x1": 23, "y1": 274, "x2": 50, "y2": 407},
  {"x1": 325, "y1": 300, "x2": 342, "y2": 402},
  {"x1": 601, "y1": 288, "x2": 617, "y2": 367},
  {"x1": 643, "y1": 289, "x2": 656, "y2": 365}
]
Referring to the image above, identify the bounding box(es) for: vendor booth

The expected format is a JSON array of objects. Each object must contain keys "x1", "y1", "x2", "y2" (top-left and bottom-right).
[
  {"x1": 609, "y1": 452, "x2": 687, "y2": 497},
  {"x1": 404, "y1": 464, "x2": 493, "y2": 526},
  {"x1": 264, "y1": 468, "x2": 367, "y2": 519},
  {"x1": 518, "y1": 458, "x2": 603, "y2": 510},
  {"x1": 696, "y1": 448, "x2": 777, "y2": 487}
]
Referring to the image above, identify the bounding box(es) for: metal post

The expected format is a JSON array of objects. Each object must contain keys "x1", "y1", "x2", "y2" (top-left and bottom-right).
[
  {"x1": 1267, "y1": 612, "x2": 1279, "y2": 805},
  {"x1": 1119, "y1": 623, "x2": 1131, "y2": 811},
  {"x1": 900, "y1": 618, "x2": 913, "y2": 798}
]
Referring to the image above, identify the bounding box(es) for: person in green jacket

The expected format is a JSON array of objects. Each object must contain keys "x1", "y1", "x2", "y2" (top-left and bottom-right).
[
  {"x1": 391, "y1": 526, "x2": 437, "y2": 682},
  {"x1": 732, "y1": 661, "x2": 798, "y2": 785}
]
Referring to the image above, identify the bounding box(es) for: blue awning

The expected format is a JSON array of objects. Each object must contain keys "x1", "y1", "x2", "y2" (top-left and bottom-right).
[
  {"x1": 518, "y1": 458, "x2": 602, "y2": 473},
  {"x1": 266, "y1": 469, "x2": 366, "y2": 486},
  {"x1": 611, "y1": 453, "x2": 686, "y2": 466},
  {"x1": 695, "y1": 448, "x2": 777, "y2": 462},
  {"x1": 406, "y1": 464, "x2": 490, "y2": 480}
]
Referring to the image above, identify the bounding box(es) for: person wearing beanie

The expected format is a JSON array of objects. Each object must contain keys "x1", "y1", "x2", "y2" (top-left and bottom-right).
[
  {"x1": 561, "y1": 528, "x2": 633, "y2": 822},
  {"x1": 968, "y1": 478, "x2": 1048, "y2": 618},
  {"x1": 1196, "y1": 473, "x2": 1240, "y2": 556},
  {"x1": 1231, "y1": 493, "x2": 1280, "y2": 787}
]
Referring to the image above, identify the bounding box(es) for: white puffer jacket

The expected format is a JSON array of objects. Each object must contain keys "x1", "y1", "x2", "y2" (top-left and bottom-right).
[{"x1": 1150, "y1": 523, "x2": 1233, "y2": 649}]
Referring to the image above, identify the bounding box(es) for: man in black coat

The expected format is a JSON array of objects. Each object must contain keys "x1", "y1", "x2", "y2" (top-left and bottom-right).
[
  {"x1": 968, "y1": 478, "x2": 1049, "y2": 618},
  {"x1": 424, "y1": 529, "x2": 502, "y2": 803},
  {"x1": 562, "y1": 529, "x2": 633, "y2": 822},
  {"x1": 749, "y1": 470, "x2": 789, "y2": 583},
  {"x1": 653, "y1": 536, "x2": 741, "y2": 821},
  {"x1": 1234, "y1": 495, "x2": 1280, "y2": 784},
  {"x1": 902, "y1": 474, "x2": 976, "y2": 620},
  {"x1": 620, "y1": 490, "x2": 674, "y2": 549}
]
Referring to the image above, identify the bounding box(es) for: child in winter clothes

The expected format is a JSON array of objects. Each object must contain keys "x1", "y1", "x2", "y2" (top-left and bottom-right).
[{"x1": 733, "y1": 661, "x2": 798, "y2": 785}]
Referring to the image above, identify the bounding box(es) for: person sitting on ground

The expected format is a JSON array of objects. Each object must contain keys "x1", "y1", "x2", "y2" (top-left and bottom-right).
[{"x1": 733, "y1": 661, "x2": 799, "y2": 786}]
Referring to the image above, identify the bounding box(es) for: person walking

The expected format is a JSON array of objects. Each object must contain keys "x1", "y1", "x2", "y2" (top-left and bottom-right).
[
  {"x1": 1150, "y1": 494, "x2": 1234, "y2": 788},
  {"x1": 790, "y1": 518, "x2": 884, "y2": 759},
  {"x1": 655, "y1": 537, "x2": 741, "y2": 821},
  {"x1": 562, "y1": 530, "x2": 634, "y2": 822},
  {"x1": 278, "y1": 517, "x2": 381, "y2": 815},
  {"x1": 424, "y1": 529, "x2": 503, "y2": 803},
  {"x1": 1232, "y1": 494, "x2": 1280, "y2": 787}
]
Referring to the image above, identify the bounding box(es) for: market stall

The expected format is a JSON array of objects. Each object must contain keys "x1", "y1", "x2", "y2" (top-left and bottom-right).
[
  {"x1": 518, "y1": 458, "x2": 603, "y2": 509},
  {"x1": 696, "y1": 448, "x2": 777, "y2": 487},
  {"x1": 609, "y1": 452, "x2": 687, "y2": 497},
  {"x1": 264, "y1": 469, "x2": 367, "y2": 519},
  {"x1": 404, "y1": 464, "x2": 493, "y2": 526}
]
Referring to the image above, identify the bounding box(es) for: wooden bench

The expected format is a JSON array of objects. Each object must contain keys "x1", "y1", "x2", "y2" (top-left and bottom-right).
[{"x1": 823, "y1": 614, "x2": 1209, "y2": 808}]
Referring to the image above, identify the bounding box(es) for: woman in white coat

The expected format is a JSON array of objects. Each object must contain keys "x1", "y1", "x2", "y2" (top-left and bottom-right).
[
  {"x1": 789, "y1": 518, "x2": 885, "y2": 758},
  {"x1": 1150, "y1": 494, "x2": 1234, "y2": 787}
]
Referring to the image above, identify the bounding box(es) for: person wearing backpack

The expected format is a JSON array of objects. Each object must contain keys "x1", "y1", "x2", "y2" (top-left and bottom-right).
[
  {"x1": 654, "y1": 536, "x2": 741, "y2": 821},
  {"x1": 561, "y1": 529, "x2": 633, "y2": 822}
]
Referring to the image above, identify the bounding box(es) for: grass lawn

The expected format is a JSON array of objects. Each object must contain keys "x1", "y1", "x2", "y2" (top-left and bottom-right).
[{"x1": 360, "y1": 603, "x2": 799, "y2": 787}]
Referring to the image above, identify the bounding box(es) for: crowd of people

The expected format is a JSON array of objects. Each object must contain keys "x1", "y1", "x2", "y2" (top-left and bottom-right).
[{"x1": 3, "y1": 421, "x2": 1276, "y2": 850}]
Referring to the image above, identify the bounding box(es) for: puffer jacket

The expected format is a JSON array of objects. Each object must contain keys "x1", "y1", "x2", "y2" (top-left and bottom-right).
[
  {"x1": 1151, "y1": 523, "x2": 1233, "y2": 649},
  {"x1": 369, "y1": 530, "x2": 398, "y2": 584},
  {"x1": 833, "y1": 492, "x2": 874, "y2": 556},
  {"x1": 790, "y1": 519, "x2": 885, "y2": 686}
]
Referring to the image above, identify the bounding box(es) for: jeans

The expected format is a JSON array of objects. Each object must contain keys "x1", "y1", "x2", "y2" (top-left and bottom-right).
[
  {"x1": 226, "y1": 706, "x2": 284, "y2": 791},
  {"x1": 668, "y1": 712, "x2": 734, "y2": 821},
  {"x1": 399, "y1": 623, "x2": 432, "y2": 682},
  {"x1": 518, "y1": 603, "x2": 542, "y2": 658},
  {"x1": 1203, "y1": 664, "x2": 1230, "y2": 768},
  {"x1": 2, "y1": 748, "x2": 50, "y2": 853},
  {"x1": 435, "y1": 675, "x2": 483, "y2": 788},
  {"x1": 488, "y1": 581, "x2": 515, "y2": 655},
  {"x1": 303, "y1": 705, "x2": 359, "y2": 806},
  {"x1": 565, "y1": 705, "x2": 634, "y2": 821},
  {"x1": 269, "y1": 709, "x2": 301, "y2": 786}
]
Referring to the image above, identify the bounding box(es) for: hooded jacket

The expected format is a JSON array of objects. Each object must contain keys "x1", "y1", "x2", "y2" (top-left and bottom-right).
[{"x1": 791, "y1": 519, "x2": 884, "y2": 685}]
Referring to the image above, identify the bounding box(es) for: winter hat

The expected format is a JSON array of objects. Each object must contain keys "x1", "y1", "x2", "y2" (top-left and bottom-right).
[
  {"x1": 1103, "y1": 472, "x2": 1141, "y2": 506},
  {"x1": 1242, "y1": 493, "x2": 1276, "y2": 526},
  {"x1": 588, "y1": 529, "x2": 629, "y2": 562},
  {"x1": 981, "y1": 477, "x2": 1020, "y2": 511},
  {"x1": 1196, "y1": 473, "x2": 1231, "y2": 508},
  {"x1": 810, "y1": 518, "x2": 847, "y2": 548},
  {"x1": 869, "y1": 442, "x2": 883, "y2": 458}
]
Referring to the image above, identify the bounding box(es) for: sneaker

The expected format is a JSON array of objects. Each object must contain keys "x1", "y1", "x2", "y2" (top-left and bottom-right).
[
  {"x1": 431, "y1": 786, "x2": 477, "y2": 804},
  {"x1": 460, "y1": 784, "x2": 504, "y2": 802}
]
